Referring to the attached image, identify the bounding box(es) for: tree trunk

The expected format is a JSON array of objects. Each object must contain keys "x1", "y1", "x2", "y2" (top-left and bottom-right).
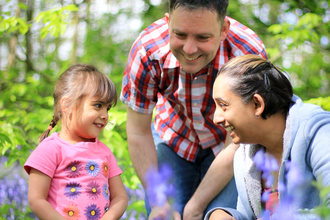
[
  {"x1": 71, "y1": 1, "x2": 79, "y2": 64},
  {"x1": 25, "y1": 0, "x2": 34, "y2": 73},
  {"x1": 6, "y1": 4, "x2": 20, "y2": 70}
]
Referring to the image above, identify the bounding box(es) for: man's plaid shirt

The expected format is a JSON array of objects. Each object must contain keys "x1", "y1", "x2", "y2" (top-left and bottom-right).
[{"x1": 120, "y1": 17, "x2": 268, "y2": 162}]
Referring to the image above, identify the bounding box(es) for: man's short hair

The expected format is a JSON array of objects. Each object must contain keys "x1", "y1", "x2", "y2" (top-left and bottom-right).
[{"x1": 168, "y1": 0, "x2": 229, "y2": 20}]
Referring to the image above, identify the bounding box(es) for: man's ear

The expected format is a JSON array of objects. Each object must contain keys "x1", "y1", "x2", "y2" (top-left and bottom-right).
[
  {"x1": 165, "y1": 12, "x2": 170, "y2": 24},
  {"x1": 220, "y1": 19, "x2": 230, "y2": 41},
  {"x1": 253, "y1": 94, "x2": 265, "y2": 117}
]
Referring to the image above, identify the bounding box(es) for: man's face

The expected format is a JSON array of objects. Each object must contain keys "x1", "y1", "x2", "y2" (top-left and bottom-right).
[{"x1": 166, "y1": 7, "x2": 229, "y2": 74}]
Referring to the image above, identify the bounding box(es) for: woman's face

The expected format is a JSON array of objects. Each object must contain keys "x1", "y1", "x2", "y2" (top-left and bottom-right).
[{"x1": 212, "y1": 74, "x2": 258, "y2": 144}]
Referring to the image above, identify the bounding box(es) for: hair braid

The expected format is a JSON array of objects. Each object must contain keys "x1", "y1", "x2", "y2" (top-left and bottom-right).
[{"x1": 38, "y1": 115, "x2": 59, "y2": 143}]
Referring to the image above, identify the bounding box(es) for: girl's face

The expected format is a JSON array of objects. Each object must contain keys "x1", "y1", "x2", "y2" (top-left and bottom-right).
[
  {"x1": 212, "y1": 75, "x2": 258, "y2": 144},
  {"x1": 61, "y1": 95, "x2": 111, "y2": 144}
]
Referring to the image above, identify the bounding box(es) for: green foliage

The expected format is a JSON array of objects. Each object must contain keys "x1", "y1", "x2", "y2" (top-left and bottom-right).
[
  {"x1": 0, "y1": 4, "x2": 78, "y2": 38},
  {"x1": 0, "y1": 0, "x2": 329, "y2": 219},
  {"x1": 312, "y1": 180, "x2": 330, "y2": 219},
  {"x1": 35, "y1": 4, "x2": 78, "y2": 39},
  {"x1": 0, "y1": 16, "x2": 30, "y2": 35},
  {"x1": 305, "y1": 96, "x2": 330, "y2": 111}
]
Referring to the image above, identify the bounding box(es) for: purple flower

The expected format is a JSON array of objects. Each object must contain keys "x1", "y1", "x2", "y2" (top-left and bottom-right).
[
  {"x1": 84, "y1": 203, "x2": 101, "y2": 220},
  {"x1": 64, "y1": 182, "x2": 82, "y2": 200},
  {"x1": 253, "y1": 150, "x2": 265, "y2": 170},
  {"x1": 285, "y1": 161, "x2": 302, "y2": 188},
  {"x1": 85, "y1": 181, "x2": 101, "y2": 200},
  {"x1": 145, "y1": 164, "x2": 175, "y2": 207},
  {"x1": 85, "y1": 161, "x2": 100, "y2": 177},
  {"x1": 102, "y1": 183, "x2": 109, "y2": 200}
]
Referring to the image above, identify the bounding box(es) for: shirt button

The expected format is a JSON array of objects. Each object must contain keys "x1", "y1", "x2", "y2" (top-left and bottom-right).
[{"x1": 194, "y1": 102, "x2": 197, "y2": 106}]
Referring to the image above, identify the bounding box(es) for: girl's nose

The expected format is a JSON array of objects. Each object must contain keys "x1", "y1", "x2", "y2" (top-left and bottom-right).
[{"x1": 100, "y1": 109, "x2": 109, "y2": 120}]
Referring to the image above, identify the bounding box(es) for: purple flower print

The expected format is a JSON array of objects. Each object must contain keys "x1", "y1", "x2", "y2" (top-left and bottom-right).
[
  {"x1": 84, "y1": 203, "x2": 101, "y2": 220},
  {"x1": 85, "y1": 161, "x2": 100, "y2": 177},
  {"x1": 64, "y1": 182, "x2": 82, "y2": 200},
  {"x1": 85, "y1": 181, "x2": 101, "y2": 200}
]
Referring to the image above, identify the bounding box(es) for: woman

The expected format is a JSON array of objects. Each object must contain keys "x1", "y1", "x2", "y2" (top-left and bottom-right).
[{"x1": 206, "y1": 55, "x2": 330, "y2": 220}]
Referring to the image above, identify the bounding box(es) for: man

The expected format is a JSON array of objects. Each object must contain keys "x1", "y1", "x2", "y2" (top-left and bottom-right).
[{"x1": 120, "y1": 0, "x2": 268, "y2": 219}]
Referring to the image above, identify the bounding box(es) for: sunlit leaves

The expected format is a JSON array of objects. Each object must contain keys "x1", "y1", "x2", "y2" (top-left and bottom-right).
[
  {"x1": 0, "y1": 16, "x2": 30, "y2": 35},
  {"x1": 35, "y1": 4, "x2": 78, "y2": 39},
  {"x1": 268, "y1": 13, "x2": 322, "y2": 45}
]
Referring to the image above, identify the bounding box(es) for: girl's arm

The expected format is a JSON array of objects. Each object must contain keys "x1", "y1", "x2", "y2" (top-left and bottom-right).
[
  {"x1": 101, "y1": 175, "x2": 128, "y2": 220},
  {"x1": 28, "y1": 168, "x2": 66, "y2": 220}
]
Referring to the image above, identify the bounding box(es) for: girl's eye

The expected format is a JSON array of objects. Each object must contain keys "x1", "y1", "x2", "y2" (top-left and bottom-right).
[
  {"x1": 107, "y1": 107, "x2": 111, "y2": 112},
  {"x1": 95, "y1": 104, "x2": 101, "y2": 108}
]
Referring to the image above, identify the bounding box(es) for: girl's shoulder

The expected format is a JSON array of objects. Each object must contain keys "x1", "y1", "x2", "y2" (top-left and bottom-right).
[{"x1": 36, "y1": 132, "x2": 62, "y2": 149}]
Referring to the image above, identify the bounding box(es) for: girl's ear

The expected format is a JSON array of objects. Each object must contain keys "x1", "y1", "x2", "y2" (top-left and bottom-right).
[{"x1": 253, "y1": 94, "x2": 265, "y2": 118}]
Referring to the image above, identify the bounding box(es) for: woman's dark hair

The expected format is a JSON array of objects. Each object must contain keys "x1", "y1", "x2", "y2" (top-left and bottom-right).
[
  {"x1": 38, "y1": 64, "x2": 117, "y2": 143},
  {"x1": 169, "y1": 0, "x2": 228, "y2": 21},
  {"x1": 217, "y1": 54, "x2": 295, "y2": 119}
]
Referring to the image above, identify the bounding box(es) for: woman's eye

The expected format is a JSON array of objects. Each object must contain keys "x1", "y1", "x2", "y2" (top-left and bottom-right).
[{"x1": 219, "y1": 103, "x2": 226, "y2": 108}]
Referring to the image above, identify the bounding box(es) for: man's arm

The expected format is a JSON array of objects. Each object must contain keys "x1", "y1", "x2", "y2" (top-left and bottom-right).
[
  {"x1": 183, "y1": 132, "x2": 239, "y2": 220},
  {"x1": 126, "y1": 107, "x2": 181, "y2": 220},
  {"x1": 126, "y1": 107, "x2": 156, "y2": 187}
]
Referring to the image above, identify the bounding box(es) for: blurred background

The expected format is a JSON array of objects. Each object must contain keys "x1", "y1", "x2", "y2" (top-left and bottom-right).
[{"x1": 0, "y1": 0, "x2": 329, "y2": 219}]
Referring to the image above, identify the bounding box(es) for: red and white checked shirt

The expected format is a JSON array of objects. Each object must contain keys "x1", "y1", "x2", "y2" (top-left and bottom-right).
[{"x1": 120, "y1": 17, "x2": 268, "y2": 162}]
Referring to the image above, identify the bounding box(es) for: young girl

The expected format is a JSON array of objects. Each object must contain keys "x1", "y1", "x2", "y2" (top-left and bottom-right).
[{"x1": 24, "y1": 64, "x2": 128, "y2": 220}]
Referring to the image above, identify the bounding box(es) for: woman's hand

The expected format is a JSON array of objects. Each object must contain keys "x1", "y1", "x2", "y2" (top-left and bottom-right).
[{"x1": 209, "y1": 210, "x2": 236, "y2": 220}]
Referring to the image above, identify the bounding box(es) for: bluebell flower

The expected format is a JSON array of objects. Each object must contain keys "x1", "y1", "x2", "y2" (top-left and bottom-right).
[
  {"x1": 145, "y1": 164, "x2": 175, "y2": 207},
  {"x1": 285, "y1": 161, "x2": 302, "y2": 188},
  {"x1": 253, "y1": 150, "x2": 265, "y2": 170}
]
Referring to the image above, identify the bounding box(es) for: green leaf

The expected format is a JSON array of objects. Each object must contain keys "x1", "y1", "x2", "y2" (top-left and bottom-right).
[
  {"x1": 62, "y1": 4, "x2": 79, "y2": 12},
  {"x1": 18, "y1": 3, "x2": 28, "y2": 10},
  {"x1": 267, "y1": 24, "x2": 283, "y2": 34}
]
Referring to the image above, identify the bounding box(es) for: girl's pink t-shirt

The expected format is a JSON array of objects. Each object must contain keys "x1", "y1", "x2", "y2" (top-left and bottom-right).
[{"x1": 24, "y1": 132, "x2": 122, "y2": 220}]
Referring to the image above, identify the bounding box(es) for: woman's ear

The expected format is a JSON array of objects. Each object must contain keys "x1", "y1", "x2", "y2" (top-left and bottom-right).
[
  {"x1": 253, "y1": 94, "x2": 265, "y2": 118},
  {"x1": 60, "y1": 96, "x2": 69, "y2": 113}
]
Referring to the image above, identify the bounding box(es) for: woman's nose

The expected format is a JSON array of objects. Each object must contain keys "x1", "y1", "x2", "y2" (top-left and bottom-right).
[{"x1": 213, "y1": 109, "x2": 225, "y2": 125}]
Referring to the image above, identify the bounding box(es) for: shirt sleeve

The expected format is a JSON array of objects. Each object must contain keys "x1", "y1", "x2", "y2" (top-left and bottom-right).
[
  {"x1": 24, "y1": 140, "x2": 60, "y2": 178},
  {"x1": 226, "y1": 17, "x2": 268, "y2": 59},
  {"x1": 120, "y1": 37, "x2": 159, "y2": 114},
  {"x1": 107, "y1": 149, "x2": 123, "y2": 178}
]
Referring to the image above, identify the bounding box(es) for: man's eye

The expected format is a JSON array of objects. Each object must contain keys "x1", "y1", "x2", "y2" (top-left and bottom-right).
[
  {"x1": 175, "y1": 33, "x2": 185, "y2": 38},
  {"x1": 198, "y1": 36, "x2": 209, "y2": 40}
]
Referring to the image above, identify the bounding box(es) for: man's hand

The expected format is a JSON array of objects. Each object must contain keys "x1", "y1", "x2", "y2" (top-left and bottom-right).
[
  {"x1": 182, "y1": 199, "x2": 204, "y2": 220},
  {"x1": 148, "y1": 202, "x2": 181, "y2": 220}
]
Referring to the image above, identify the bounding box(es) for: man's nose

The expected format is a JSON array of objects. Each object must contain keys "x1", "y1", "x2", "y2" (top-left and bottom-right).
[{"x1": 183, "y1": 38, "x2": 198, "y2": 55}]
